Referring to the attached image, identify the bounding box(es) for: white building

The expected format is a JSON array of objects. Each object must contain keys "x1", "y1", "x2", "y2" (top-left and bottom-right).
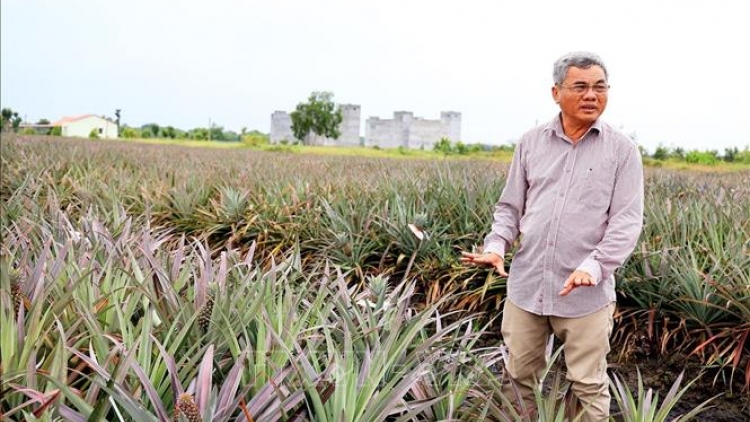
[
  {"x1": 53, "y1": 114, "x2": 118, "y2": 139},
  {"x1": 365, "y1": 111, "x2": 461, "y2": 149},
  {"x1": 270, "y1": 104, "x2": 361, "y2": 146}
]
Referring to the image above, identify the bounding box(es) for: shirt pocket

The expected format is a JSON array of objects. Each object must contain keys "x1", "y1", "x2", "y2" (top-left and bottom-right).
[{"x1": 578, "y1": 162, "x2": 617, "y2": 208}]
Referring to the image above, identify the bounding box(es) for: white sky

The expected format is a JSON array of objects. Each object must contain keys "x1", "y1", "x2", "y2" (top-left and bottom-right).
[{"x1": 2, "y1": 0, "x2": 749, "y2": 152}]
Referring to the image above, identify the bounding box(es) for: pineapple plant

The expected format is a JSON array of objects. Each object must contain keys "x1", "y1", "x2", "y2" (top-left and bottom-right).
[
  {"x1": 11, "y1": 280, "x2": 23, "y2": 315},
  {"x1": 197, "y1": 284, "x2": 216, "y2": 333},
  {"x1": 173, "y1": 393, "x2": 201, "y2": 422}
]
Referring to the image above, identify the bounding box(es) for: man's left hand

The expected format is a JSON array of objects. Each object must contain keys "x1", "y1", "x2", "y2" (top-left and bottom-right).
[{"x1": 559, "y1": 270, "x2": 595, "y2": 296}]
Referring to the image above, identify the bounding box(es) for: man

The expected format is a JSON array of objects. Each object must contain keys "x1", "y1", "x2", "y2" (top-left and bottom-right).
[{"x1": 461, "y1": 51, "x2": 644, "y2": 421}]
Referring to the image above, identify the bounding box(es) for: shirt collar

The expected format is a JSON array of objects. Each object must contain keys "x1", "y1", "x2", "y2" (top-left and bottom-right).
[{"x1": 543, "y1": 113, "x2": 603, "y2": 141}]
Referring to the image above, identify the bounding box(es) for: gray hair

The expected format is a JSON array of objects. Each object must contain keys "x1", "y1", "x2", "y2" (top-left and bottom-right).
[{"x1": 553, "y1": 52, "x2": 608, "y2": 85}]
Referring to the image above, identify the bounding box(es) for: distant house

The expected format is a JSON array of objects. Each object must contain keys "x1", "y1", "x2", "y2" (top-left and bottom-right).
[
  {"x1": 17, "y1": 122, "x2": 55, "y2": 135},
  {"x1": 52, "y1": 114, "x2": 118, "y2": 139}
]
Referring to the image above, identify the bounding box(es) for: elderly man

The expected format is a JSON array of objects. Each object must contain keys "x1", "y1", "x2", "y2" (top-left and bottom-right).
[{"x1": 461, "y1": 51, "x2": 644, "y2": 421}]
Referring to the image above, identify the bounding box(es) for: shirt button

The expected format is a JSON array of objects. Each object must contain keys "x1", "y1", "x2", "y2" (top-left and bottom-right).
[
  {"x1": 566, "y1": 169, "x2": 571, "y2": 173},
  {"x1": 548, "y1": 241, "x2": 554, "y2": 246},
  {"x1": 559, "y1": 192, "x2": 564, "y2": 197}
]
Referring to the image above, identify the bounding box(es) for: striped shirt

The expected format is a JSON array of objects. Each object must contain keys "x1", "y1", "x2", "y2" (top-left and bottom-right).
[{"x1": 483, "y1": 115, "x2": 644, "y2": 317}]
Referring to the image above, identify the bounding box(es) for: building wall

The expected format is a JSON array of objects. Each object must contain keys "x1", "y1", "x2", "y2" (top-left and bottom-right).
[
  {"x1": 441, "y1": 111, "x2": 462, "y2": 142},
  {"x1": 62, "y1": 116, "x2": 118, "y2": 139},
  {"x1": 409, "y1": 118, "x2": 448, "y2": 149},
  {"x1": 270, "y1": 104, "x2": 461, "y2": 149},
  {"x1": 365, "y1": 111, "x2": 462, "y2": 149},
  {"x1": 270, "y1": 104, "x2": 361, "y2": 146},
  {"x1": 336, "y1": 104, "x2": 361, "y2": 146},
  {"x1": 365, "y1": 117, "x2": 406, "y2": 148},
  {"x1": 270, "y1": 111, "x2": 297, "y2": 143}
]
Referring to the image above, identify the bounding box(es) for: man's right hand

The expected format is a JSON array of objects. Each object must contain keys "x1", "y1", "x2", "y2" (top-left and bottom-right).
[{"x1": 460, "y1": 251, "x2": 508, "y2": 277}]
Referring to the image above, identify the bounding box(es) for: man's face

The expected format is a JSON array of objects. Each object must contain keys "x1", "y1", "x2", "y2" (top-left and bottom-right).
[{"x1": 552, "y1": 65, "x2": 609, "y2": 126}]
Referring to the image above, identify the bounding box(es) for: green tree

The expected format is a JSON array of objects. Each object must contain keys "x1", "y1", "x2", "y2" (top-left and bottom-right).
[
  {"x1": 1, "y1": 108, "x2": 14, "y2": 131},
  {"x1": 189, "y1": 128, "x2": 209, "y2": 140},
  {"x1": 141, "y1": 123, "x2": 160, "y2": 138},
  {"x1": 209, "y1": 125, "x2": 225, "y2": 141},
  {"x1": 723, "y1": 147, "x2": 739, "y2": 162},
  {"x1": 290, "y1": 92, "x2": 343, "y2": 145},
  {"x1": 89, "y1": 128, "x2": 100, "y2": 139},
  {"x1": 223, "y1": 130, "x2": 239, "y2": 141},
  {"x1": 433, "y1": 137, "x2": 453, "y2": 154},
  {"x1": 50, "y1": 126, "x2": 62, "y2": 136},
  {"x1": 685, "y1": 150, "x2": 719, "y2": 165},
  {"x1": 1, "y1": 108, "x2": 22, "y2": 132},
  {"x1": 652, "y1": 144, "x2": 669, "y2": 161},
  {"x1": 37, "y1": 118, "x2": 50, "y2": 125},
  {"x1": 162, "y1": 126, "x2": 177, "y2": 139},
  {"x1": 121, "y1": 127, "x2": 139, "y2": 138}
]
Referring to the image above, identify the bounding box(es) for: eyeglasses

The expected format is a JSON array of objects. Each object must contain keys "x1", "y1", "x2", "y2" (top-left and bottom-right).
[{"x1": 557, "y1": 83, "x2": 610, "y2": 94}]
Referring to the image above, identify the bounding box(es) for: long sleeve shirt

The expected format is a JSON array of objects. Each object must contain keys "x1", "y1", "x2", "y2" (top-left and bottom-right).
[{"x1": 483, "y1": 115, "x2": 644, "y2": 317}]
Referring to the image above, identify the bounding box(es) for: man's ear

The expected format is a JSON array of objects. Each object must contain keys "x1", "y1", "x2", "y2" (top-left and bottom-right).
[{"x1": 551, "y1": 85, "x2": 560, "y2": 104}]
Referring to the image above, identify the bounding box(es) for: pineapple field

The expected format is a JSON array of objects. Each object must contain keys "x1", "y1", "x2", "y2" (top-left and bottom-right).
[{"x1": 1, "y1": 135, "x2": 749, "y2": 421}]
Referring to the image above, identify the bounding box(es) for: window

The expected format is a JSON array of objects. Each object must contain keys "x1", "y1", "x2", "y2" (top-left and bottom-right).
[{"x1": 98, "y1": 128, "x2": 103, "y2": 134}]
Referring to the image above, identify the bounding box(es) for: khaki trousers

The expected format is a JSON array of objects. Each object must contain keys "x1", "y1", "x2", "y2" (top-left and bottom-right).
[{"x1": 500, "y1": 300, "x2": 615, "y2": 422}]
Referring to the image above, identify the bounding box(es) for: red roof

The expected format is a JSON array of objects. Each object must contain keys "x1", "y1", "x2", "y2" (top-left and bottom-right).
[{"x1": 51, "y1": 114, "x2": 96, "y2": 126}]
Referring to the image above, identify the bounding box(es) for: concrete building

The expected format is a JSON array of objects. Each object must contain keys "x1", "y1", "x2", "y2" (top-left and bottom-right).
[
  {"x1": 270, "y1": 111, "x2": 295, "y2": 144},
  {"x1": 270, "y1": 104, "x2": 361, "y2": 146},
  {"x1": 365, "y1": 111, "x2": 461, "y2": 149},
  {"x1": 270, "y1": 104, "x2": 462, "y2": 149},
  {"x1": 52, "y1": 114, "x2": 118, "y2": 139}
]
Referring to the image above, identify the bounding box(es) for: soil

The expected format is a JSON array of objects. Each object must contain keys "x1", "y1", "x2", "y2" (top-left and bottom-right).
[
  {"x1": 481, "y1": 333, "x2": 749, "y2": 421},
  {"x1": 606, "y1": 350, "x2": 750, "y2": 422}
]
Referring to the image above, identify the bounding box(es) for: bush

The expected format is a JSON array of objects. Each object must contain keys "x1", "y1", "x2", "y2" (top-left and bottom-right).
[
  {"x1": 21, "y1": 128, "x2": 37, "y2": 135},
  {"x1": 734, "y1": 149, "x2": 750, "y2": 164},
  {"x1": 121, "y1": 127, "x2": 139, "y2": 139},
  {"x1": 241, "y1": 133, "x2": 269, "y2": 148},
  {"x1": 88, "y1": 128, "x2": 100, "y2": 139},
  {"x1": 50, "y1": 126, "x2": 62, "y2": 136},
  {"x1": 685, "y1": 150, "x2": 719, "y2": 165},
  {"x1": 433, "y1": 137, "x2": 453, "y2": 154},
  {"x1": 652, "y1": 145, "x2": 669, "y2": 161}
]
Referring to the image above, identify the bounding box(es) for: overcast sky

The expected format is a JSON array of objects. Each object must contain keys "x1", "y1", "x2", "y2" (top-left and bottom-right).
[{"x1": 2, "y1": 1, "x2": 749, "y2": 152}]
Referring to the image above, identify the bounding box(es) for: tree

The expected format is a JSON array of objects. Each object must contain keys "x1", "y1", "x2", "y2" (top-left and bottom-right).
[
  {"x1": 433, "y1": 137, "x2": 453, "y2": 154},
  {"x1": 290, "y1": 92, "x2": 343, "y2": 145},
  {"x1": 142, "y1": 123, "x2": 160, "y2": 138},
  {"x1": 121, "y1": 127, "x2": 139, "y2": 138},
  {"x1": 115, "y1": 109, "x2": 121, "y2": 136},
  {"x1": 209, "y1": 125, "x2": 225, "y2": 141},
  {"x1": 189, "y1": 128, "x2": 209, "y2": 140},
  {"x1": 162, "y1": 126, "x2": 177, "y2": 139},
  {"x1": 1, "y1": 108, "x2": 13, "y2": 131},
  {"x1": 1, "y1": 108, "x2": 22, "y2": 132},
  {"x1": 723, "y1": 147, "x2": 739, "y2": 162},
  {"x1": 652, "y1": 144, "x2": 669, "y2": 161},
  {"x1": 686, "y1": 150, "x2": 718, "y2": 165},
  {"x1": 37, "y1": 118, "x2": 50, "y2": 125},
  {"x1": 241, "y1": 130, "x2": 269, "y2": 147}
]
